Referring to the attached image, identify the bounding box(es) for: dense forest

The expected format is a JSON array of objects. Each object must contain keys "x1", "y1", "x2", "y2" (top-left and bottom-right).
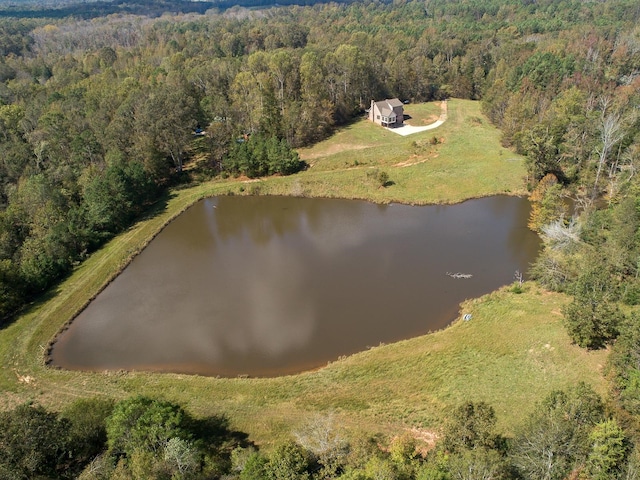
[
  {"x1": 1, "y1": 0, "x2": 640, "y2": 477},
  {"x1": 0, "y1": 0, "x2": 343, "y2": 21},
  {"x1": 0, "y1": 0, "x2": 217, "y2": 20}
]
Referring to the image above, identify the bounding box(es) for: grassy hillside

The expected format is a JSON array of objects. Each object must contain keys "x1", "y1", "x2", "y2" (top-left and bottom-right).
[
  {"x1": 235, "y1": 100, "x2": 527, "y2": 204},
  {"x1": 0, "y1": 100, "x2": 606, "y2": 447}
]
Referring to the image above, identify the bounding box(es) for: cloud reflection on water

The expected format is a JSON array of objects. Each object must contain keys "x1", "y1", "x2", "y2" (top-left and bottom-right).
[{"x1": 51, "y1": 196, "x2": 540, "y2": 376}]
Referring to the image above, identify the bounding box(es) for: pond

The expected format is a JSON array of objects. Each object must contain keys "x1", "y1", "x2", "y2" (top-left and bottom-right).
[{"x1": 50, "y1": 195, "x2": 540, "y2": 377}]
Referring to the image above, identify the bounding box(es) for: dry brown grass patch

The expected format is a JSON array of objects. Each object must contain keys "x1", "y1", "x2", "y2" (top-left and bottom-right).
[{"x1": 300, "y1": 143, "x2": 370, "y2": 160}]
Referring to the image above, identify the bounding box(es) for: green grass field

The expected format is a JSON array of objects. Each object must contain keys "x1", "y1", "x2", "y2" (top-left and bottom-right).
[
  {"x1": 0, "y1": 100, "x2": 606, "y2": 448},
  {"x1": 238, "y1": 100, "x2": 527, "y2": 204}
]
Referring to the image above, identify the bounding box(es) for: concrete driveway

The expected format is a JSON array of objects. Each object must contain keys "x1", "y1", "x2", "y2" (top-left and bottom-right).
[
  {"x1": 386, "y1": 119, "x2": 446, "y2": 136},
  {"x1": 386, "y1": 100, "x2": 447, "y2": 136}
]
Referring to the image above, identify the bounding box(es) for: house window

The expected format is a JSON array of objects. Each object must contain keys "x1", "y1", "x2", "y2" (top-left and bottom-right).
[{"x1": 376, "y1": 115, "x2": 380, "y2": 119}]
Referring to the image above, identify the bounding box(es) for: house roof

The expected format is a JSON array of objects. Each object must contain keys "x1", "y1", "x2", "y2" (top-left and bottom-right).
[{"x1": 374, "y1": 98, "x2": 403, "y2": 117}]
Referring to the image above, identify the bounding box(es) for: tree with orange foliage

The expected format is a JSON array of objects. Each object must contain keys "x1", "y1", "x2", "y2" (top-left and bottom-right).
[{"x1": 528, "y1": 173, "x2": 567, "y2": 232}]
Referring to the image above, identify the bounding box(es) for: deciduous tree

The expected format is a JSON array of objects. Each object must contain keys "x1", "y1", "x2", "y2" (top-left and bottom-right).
[
  {"x1": 586, "y1": 419, "x2": 629, "y2": 479},
  {"x1": 106, "y1": 396, "x2": 190, "y2": 460},
  {"x1": 511, "y1": 384, "x2": 604, "y2": 480}
]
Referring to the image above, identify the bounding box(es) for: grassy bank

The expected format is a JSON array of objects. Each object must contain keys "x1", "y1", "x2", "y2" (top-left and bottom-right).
[{"x1": 0, "y1": 100, "x2": 606, "y2": 447}]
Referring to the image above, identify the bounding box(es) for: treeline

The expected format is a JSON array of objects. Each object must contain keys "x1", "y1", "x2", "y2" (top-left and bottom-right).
[
  {"x1": 0, "y1": 0, "x2": 358, "y2": 21},
  {"x1": 224, "y1": 134, "x2": 304, "y2": 178},
  {"x1": 2, "y1": 383, "x2": 635, "y2": 479},
  {"x1": 0, "y1": 0, "x2": 216, "y2": 20},
  {"x1": 0, "y1": 396, "x2": 244, "y2": 479}
]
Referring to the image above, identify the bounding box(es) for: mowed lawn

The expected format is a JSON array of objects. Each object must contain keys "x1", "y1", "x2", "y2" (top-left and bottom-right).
[
  {"x1": 253, "y1": 99, "x2": 528, "y2": 204},
  {"x1": 0, "y1": 100, "x2": 607, "y2": 448}
]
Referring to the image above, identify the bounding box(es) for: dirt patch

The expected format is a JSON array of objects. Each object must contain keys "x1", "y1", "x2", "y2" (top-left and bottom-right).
[
  {"x1": 413, "y1": 114, "x2": 439, "y2": 126},
  {"x1": 394, "y1": 153, "x2": 440, "y2": 168},
  {"x1": 408, "y1": 427, "x2": 439, "y2": 455}
]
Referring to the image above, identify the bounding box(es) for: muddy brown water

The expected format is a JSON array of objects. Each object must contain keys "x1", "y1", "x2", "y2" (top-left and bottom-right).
[{"x1": 51, "y1": 195, "x2": 540, "y2": 377}]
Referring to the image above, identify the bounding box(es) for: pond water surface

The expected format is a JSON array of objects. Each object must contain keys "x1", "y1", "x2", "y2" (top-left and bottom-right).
[{"x1": 51, "y1": 195, "x2": 540, "y2": 377}]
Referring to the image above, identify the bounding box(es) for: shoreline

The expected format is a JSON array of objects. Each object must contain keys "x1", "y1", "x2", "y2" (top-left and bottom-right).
[{"x1": 45, "y1": 190, "x2": 532, "y2": 377}]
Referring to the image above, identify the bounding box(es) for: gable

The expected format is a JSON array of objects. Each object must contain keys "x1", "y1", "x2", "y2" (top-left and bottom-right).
[{"x1": 374, "y1": 98, "x2": 403, "y2": 117}]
